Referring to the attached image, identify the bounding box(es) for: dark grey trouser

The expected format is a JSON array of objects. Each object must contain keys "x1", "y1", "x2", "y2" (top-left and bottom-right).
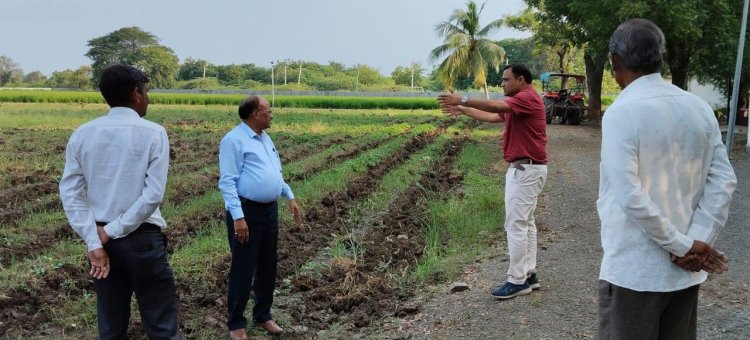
[
  {"x1": 94, "y1": 224, "x2": 180, "y2": 340},
  {"x1": 226, "y1": 200, "x2": 279, "y2": 331},
  {"x1": 598, "y1": 280, "x2": 698, "y2": 340}
]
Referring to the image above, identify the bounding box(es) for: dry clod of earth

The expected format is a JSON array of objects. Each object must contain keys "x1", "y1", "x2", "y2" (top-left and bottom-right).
[{"x1": 449, "y1": 282, "x2": 471, "y2": 293}]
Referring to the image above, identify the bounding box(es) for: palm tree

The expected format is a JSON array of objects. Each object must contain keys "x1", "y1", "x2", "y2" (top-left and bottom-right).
[{"x1": 430, "y1": 1, "x2": 505, "y2": 98}]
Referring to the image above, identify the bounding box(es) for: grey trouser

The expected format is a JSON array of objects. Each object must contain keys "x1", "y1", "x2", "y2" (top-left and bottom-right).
[{"x1": 598, "y1": 280, "x2": 698, "y2": 340}]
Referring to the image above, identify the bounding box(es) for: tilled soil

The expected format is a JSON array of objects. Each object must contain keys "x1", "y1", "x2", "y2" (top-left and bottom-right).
[
  {"x1": 376, "y1": 123, "x2": 750, "y2": 339},
  {"x1": 286, "y1": 136, "x2": 466, "y2": 336},
  {"x1": 0, "y1": 121, "x2": 451, "y2": 337},
  {"x1": 175, "y1": 121, "x2": 458, "y2": 338}
]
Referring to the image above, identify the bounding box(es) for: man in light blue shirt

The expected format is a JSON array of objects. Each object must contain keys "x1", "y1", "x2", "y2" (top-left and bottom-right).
[
  {"x1": 598, "y1": 19, "x2": 735, "y2": 339},
  {"x1": 218, "y1": 95, "x2": 302, "y2": 338}
]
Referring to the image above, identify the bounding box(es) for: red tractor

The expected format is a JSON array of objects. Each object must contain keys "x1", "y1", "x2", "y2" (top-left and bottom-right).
[{"x1": 541, "y1": 72, "x2": 588, "y2": 125}]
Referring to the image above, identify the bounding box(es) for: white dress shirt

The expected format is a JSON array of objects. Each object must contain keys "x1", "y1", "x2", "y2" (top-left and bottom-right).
[
  {"x1": 59, "y1": 107, "x2": 169, "y2": 251},
  {"x1": 597, "y1": 73, "x2": 736, "y2": 292}
]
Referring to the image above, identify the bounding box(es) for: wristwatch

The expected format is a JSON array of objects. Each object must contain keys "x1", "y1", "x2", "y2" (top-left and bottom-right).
[{"x1": 461, "y1": 96, "x2": 469, "y2": 105}]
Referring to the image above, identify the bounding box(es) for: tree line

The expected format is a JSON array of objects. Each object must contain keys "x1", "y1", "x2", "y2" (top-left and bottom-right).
[
  {"x1": 0, "y1": 27, "x2": 466, "y2": 92},
  {"x1": 8, "y1": 0, "x2": 744, "y2": 111},
  {"x1": 1, "y1": 25, "x2": 578, "y2": 94},
  {"x1": 500, "y1": 0, "x2": 750, "y2": 119}
]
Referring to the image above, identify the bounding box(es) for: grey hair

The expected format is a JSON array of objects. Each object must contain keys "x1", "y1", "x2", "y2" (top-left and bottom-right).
[{"x1": 609, "y1": 18, "x2": 666, "y2": 73}]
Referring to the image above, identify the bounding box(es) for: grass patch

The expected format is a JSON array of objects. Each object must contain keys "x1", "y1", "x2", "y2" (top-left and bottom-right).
[
  {"x1": 413, "y1": 124, "x2": 505, "y2": 283},
  {"x1": 0, "y1": 90, "x2": 441, "y2": 109}
]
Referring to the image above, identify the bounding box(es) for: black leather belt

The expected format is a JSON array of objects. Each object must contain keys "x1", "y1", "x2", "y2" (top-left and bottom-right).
[
  {"x1": 239, "y1": 197, "x2": 277, "y2": 207},
  {"x1": 95, "y1": 222, "x2": 161, "y2": 233},
  {"x1": 509, "y1": 158, "x2": 547, "y2": 170}
]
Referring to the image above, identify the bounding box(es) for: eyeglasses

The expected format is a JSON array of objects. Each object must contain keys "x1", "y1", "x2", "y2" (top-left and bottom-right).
[{"x1": 255, "y1": 109, "x2": 273, "y2": 115}]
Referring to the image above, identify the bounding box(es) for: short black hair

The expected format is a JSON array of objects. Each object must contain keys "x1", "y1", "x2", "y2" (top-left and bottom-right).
[
  {"x1": 99, "y1": 64, "x2": 149, "y2": 108},
  {"x1": 238, "y1": 96, "x2": 260, "y2": 119},
  {"x1": 503, "y1": 64, "x2": 533, "y2": 84}
]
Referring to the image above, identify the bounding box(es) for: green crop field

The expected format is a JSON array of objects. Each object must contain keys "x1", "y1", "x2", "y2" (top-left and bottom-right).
[
  {"x1": 0, "y1": 90, "x2": 440, "y2": 109},
  {"x1": 0, "y1": 98, "x2": 506, "y2": 338}
]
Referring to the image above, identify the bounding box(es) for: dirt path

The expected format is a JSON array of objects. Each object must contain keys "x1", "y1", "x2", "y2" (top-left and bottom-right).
[{"x1": 377, "y1": 123, "x2": 749, "y2": 339}]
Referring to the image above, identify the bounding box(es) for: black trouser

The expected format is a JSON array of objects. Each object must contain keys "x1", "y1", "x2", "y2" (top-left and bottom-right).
[
  {"x1": 226, "y1": 199, "x2": 279, "y2": 331},
  {"x1": 598, "y1": 280, "x2": 699, "y2": 340},
  {"x1": 94, "y1": 223, "x2": 179, "y2": 340}
]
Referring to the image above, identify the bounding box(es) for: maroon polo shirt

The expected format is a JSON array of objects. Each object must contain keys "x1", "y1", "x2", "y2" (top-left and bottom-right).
[{"x1": 500, "y1": 85, "x2": 548, "y2": 163}]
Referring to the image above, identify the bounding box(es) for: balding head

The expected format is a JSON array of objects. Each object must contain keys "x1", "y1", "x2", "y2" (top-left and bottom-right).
[{"x1": 238, "y1": 95, "x2": 267, "y2": 120}]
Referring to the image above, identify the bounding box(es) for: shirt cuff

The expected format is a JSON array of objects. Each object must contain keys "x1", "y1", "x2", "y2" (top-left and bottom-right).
[
  {"x1": 103, "y1": 222, "x2": 123, "y2": 240},
  {"x1": 85, "y1": 234, "x2": 103, "y2": 252},
  {"x1": 668, "y1": 232, "x2": 694, "y2": 257},
  {"x1": 685, "y1": 222, "x2": 717, "y2": 244},
  {"x1": 229, "y1": 207, "x2": 244, "y2": 220},
  {"x1": 282, "y1": 185, "x2": 295, "y2": 201}
]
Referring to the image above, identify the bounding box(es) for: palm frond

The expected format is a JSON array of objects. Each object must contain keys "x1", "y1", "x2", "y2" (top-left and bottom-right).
[
  {"x1": 447, "y1": 8, "x2": 468, "y2": 25},
  {"x1": 434, "y1": 21, "x2": 466, "y2": 37},
  {"x1": 428, "y1": 44, "x2": 453, "y2": 62},
  {"x1": 476, "y1": 40, "x2": 505, "y2": 69},
  {"x1": 471, "y1": 52, "x2": 488, "y2": 89},
  {"x1": 446, "y1": 32, "x2": 472, "y2": 49},
  {"x1": 477, "y1": 18, "x2": 505, "y2": 37}
]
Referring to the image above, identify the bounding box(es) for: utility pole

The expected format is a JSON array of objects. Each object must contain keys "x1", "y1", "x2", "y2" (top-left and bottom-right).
[
  {"x1": 283, "y1": 60, "x2": 288, "y2": 85},
  {"x1": 410, "y1": 60, "x2": 415, "y2": 90},
  {"x1": 726, "y1": 0, "x2": 749, "y2": 157},
  {"x1": 298, "y1": 60, "x2": 302, "y2": 86},
  {"x1": 356, "y1": 64, "x2": 360, "y2": 91},
  {"x1": 202, "y1": 65, "x2": 206, "y2": 78},
  {"x1": 270, "y1": 61, "x2": 275, "y2": 107}
]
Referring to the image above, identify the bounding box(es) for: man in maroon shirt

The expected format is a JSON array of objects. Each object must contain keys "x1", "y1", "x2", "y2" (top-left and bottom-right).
[{"x1": 438, "y1": 64, "x2": 548, "y2": 300}]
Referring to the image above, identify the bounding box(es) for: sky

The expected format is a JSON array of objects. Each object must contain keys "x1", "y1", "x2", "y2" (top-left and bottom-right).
[{"x1": 0, "y1": 0, "x2": 530, "y2": 77}]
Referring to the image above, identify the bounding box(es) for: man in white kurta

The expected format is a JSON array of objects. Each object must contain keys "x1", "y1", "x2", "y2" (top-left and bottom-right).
[{"x1": 598, "y1": 18, "x2": 736, "y2": 339}]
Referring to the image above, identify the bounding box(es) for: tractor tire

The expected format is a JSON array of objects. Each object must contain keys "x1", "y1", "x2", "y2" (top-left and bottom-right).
[
  {"x1": 567, "y1": 99, "x2": 584, "y2": 126},
  {"x1": 544, "y1": 98, "x2": 554, "y2": 124},
  {"x1": 559, "y1": 108, "x2": 568, "y2": 124}
]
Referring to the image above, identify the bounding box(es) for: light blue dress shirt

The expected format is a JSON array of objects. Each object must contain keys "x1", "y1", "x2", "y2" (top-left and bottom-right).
[{"x1": 218, "y1": 123, "x2": 294, "y2": 220}]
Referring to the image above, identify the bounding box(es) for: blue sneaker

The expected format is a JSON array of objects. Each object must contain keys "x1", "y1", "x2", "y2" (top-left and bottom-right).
[
  {"x1": 526, "y1": 273, "x2": 541, "y2": 291},
  {"x1": 491, "y1": 282, "x2": 532, "y2": 300}
]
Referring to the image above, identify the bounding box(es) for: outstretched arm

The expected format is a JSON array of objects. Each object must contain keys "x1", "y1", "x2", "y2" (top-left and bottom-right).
[
  {"x1": 442, "y1": 104, "x2": 503, "y2": 123},
  {"x1": 437, "y1": 92, "x2": 513, "y2": 114}
]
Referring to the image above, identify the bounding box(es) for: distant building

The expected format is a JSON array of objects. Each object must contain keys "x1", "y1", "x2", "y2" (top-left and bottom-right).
[
  {"x1": 685, "y1": 78, "x2": 749, "y2": 125},
  {"x1": 687, "y1": 78, "x2": 726, "y2": 110}
]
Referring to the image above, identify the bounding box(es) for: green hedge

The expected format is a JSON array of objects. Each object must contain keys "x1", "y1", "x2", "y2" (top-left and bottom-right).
[
  {"x1": 0, "y1": 90, "x2": 439, "y2": 109},
  {"x1": 601, "y1": 95, "x2": 615, "y2": 106}
]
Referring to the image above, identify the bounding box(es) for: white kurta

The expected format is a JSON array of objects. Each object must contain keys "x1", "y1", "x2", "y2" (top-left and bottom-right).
[{"x1": 598, "y1": 73, "x2": 736, "y2": 292}]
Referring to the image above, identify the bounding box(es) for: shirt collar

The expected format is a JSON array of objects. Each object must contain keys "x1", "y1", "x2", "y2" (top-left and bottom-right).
[
  {"x1": 107, "y1": 107, "x2": 142, "y2": 118},
  {"x1": 239, "y1": 122, "x2": 265, "y2": 140},
  {"x1": 619, "y1": 73, "x2": 664, "y2": 97}
]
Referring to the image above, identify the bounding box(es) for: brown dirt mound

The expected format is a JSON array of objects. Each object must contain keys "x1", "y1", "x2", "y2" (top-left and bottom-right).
[
  {"x1": 0, "y1": 263, "x2": 90, "y2": 335},
  {"x1": 0, "y1": 222, "x2": 75, "y2": 267},
  {"x1": 0, "y1": 180, "x2": 59, "y2": 225}
]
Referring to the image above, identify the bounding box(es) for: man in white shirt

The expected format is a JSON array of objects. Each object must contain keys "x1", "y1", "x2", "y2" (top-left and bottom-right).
[
  {"x1": 598, "y1": 19, "x2": 736, "y2": 339},
  {"x1": 59, "y1": 64, "x2": 179, "y2": 339}
]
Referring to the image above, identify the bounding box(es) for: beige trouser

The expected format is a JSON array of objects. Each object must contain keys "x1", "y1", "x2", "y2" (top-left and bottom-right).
[{"x1": 504, "y1": 163, "x2": 547, "y2": 284}]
